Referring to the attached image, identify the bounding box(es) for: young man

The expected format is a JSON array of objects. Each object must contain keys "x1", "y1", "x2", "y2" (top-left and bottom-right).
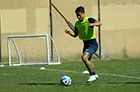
[{"x1": 65, "y1": 6, "x2": 102, "y2": 83}]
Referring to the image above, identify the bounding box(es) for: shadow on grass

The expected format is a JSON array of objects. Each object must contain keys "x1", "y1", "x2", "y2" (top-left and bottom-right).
[
  {"x1": 19, "y1": 81, "x2": 140, "y2": 86},
  {"x1": 19, "y1": 82, "x2": 61, "y2": 86},
  {"x1": 108, "y1": 82, "x2": 140, "y2": 84},
  {"x1": 19, "y1": 82, "x2": 89, "y2": 86}
]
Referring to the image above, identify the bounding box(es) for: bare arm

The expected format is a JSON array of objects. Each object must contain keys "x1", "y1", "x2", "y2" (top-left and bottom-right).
[
  {"x1": 88, "y1": 20, "x2": 102, "y2": 27},
  {"x1": 65, "y1": 28, "x2": 78, "y2": 38}
]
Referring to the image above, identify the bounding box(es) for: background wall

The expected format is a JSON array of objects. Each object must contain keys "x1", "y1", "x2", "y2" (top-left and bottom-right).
[{"x1": 0, "y1": 0, "x2": 140, "y2": 61}]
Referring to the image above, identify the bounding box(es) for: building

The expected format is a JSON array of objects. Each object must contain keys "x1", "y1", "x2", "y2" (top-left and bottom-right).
[{"x1": 0, "y1": 0, "x2": 140, "y2": 62}]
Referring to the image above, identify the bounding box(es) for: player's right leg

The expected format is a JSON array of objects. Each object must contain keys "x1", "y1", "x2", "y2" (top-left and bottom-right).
[
  {"x1": 81, "y1": 52, "x2": 97, "y2": 83},
  {"x1": 88, "y1": 58, "x2": 99, "y2": 79},
  {"x1": 82, "y1": 39, "x2": 98, "y2": 83}
]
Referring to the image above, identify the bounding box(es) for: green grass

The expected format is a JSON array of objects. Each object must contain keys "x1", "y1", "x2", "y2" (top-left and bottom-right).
[{"x1": 0, "y1": 59, "x2": 140, "y2": 92}]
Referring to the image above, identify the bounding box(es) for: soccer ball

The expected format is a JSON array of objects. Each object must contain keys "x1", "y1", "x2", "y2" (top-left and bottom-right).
[{"x1": 60, "y1": 76, "x2": 72, "y2": 86}]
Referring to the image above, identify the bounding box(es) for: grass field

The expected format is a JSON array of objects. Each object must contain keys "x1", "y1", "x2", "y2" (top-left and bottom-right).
[{"x1": 0, "y1": 59, "x2": 140, "y2": 92}]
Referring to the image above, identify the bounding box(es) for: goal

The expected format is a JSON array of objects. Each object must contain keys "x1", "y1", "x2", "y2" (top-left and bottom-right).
[{"x1": 7, "y1": 34, "x2": 60, "y2": 66}]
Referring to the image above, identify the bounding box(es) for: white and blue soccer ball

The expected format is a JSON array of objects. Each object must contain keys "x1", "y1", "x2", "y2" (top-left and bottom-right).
[{"x1": 60, "y1": 76, "x2": 72, "y2": 86}]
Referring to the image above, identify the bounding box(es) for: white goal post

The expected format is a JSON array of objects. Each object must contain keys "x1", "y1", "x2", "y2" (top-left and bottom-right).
[{"x1": 7, "y1": 34, "x2": 61, "y2": 66}]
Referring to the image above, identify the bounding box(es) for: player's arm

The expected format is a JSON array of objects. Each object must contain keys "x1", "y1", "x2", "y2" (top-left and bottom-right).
[
  {"x1": 87, "y1": 18, "x2": 102, "y2": 27},
  {"x1": 65, "y1": 27, "x2": 78, "y2": 38}
]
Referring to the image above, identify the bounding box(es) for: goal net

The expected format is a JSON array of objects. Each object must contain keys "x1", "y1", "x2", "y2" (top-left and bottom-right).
[{"x1": 7, "y1": 34, "x2": 60, "y2": 66}]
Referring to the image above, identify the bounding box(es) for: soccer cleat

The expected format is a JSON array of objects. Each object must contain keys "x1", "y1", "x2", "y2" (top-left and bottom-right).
[
  {"x1": 95, "y1": 74, "x2": 99, "y2": 79},
  {"x1": 87, "y1": 75, "x2": 96, "y2": 83}
]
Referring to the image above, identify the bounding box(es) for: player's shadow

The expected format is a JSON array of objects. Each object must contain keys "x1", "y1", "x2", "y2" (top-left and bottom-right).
[
  {"x1": 108, "y1": 82, "x2": 140, "y2": 84},
  {"x1": 19, "y1": 82, "x2": 61, "y2": 86}
]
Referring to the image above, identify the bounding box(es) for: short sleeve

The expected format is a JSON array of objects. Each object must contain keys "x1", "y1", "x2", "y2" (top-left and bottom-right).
[{"x1": 88, "y1": 18, "x2": 96, "y2": 23}]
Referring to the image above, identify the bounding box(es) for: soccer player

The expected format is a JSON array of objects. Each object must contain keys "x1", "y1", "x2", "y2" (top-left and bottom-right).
[{"x1": 65, "y1": 6, "x2": 102, "y2": 83}]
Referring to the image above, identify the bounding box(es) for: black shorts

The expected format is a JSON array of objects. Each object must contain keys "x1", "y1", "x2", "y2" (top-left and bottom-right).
[{"x1": 83, "y1": 39, "x2": 98, "y2": 58}]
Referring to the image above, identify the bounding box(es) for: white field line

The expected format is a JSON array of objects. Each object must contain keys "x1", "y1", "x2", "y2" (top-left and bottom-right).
[
  {"x1": 14, "y1": 67, "x2": 140, "y2": 80},
  {"x1": 98, "y1": 73, "x2": 140, "y2": 80}
]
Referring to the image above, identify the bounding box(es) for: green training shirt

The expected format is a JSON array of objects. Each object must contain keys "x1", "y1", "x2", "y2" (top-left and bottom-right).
[{"x1": 75, "y1": 17, "x2": 96, "y2": 41}]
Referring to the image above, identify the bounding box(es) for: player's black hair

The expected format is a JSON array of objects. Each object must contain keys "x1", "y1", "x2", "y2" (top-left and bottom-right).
[{"x1": 75, "y1": 6, "x2": 85, "y2": 14}]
